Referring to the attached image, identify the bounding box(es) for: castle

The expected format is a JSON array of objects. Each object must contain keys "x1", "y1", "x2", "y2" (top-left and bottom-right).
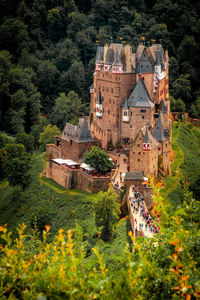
[
  {"x1": 89, "y1": 42, "x2": 171, "y2": 178},
  {"x1": 46, "y1": 42, "x2": 172, "y2": 192}
]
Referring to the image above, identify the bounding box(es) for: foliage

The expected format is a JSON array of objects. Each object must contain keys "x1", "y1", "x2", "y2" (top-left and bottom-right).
[
  {"x1": 39, "y1": 124, "x2": 60, "y2": 151},
  {"x1": 16, "y1": 132, "x2": 34, "y2": 152},
  {"x1": 0, "y1": 218, "x2": 199, "y2": 299},
  {"x1": 0, "y1": 132, "x2": 15, "y2": 148},
  {"x1": 84, "y1": 146, "x2": 113, "y2": 174},
  {"x1": 93, "y1": 188, "x2": 120, "y2": 241},
  {"x1": 0, "y1": 0, "x2": 200, "y2": 135},
  {"x1": 3, "y1": 144, "x2": 31, "y2": 188},
  {"x1": 190, "y1": 96, "x2": 200, "y2": 119},
  {"x1": 52, "y1": 91, "x2": 87, "y2": 129},
  {"x1": 170, "y1": 96, "x2": 186, "y2": 112}
]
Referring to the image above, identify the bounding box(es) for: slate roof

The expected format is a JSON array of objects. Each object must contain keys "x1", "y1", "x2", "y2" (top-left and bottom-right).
[
  {"x1": 123, "y1": 97, "x2": 129, "y2": 110},
  {"x1": 144, "y1": 126, "x2": 151, "y2": 143},
  {"x1": 105, "y1": 48, "x2": 114, "y2": 64},
  {"x1": 143, "y1": 125, "x2": 160, "y2": 148},
  {"x1": 112, "y1": 50, "x2": 122, "y2": 66},
  {"x1": 61, "y1": 118, "x2": 93, "y2": 143},
  {"x1": 136, "y1": 47, "x2": 154, "y2": 74},
  {"x1": 153, "y1": 112, "x2": 167, "y2": 142},
  {"x1": 96, "y1": 47, "x2": 104, "y2": 63},
  {"x1": 124, "y1": 171, "x2": 144, "y2": 181},
  {"x1": 126, "y1": 79, "x2": 154, "y2": 108}
]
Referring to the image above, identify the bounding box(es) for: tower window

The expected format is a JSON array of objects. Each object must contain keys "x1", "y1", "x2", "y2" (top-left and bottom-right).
[
  {"x1": 142, "y1": 116, "x2": 144, "y2": 119},
  {"x1": 111, "y1": 88, "x2": 113, "y2": 93},
  {"x1": 108, "y1": 110, "x2": 110, "y2": 115}
]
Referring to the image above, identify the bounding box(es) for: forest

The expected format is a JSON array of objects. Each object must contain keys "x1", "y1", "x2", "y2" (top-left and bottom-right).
[
  {"x1": 0, "y1": 0, "x2": 200, "y2": 138},
  {"x1": 0, "y1": 0, "x2": 200, "y2": 298}
]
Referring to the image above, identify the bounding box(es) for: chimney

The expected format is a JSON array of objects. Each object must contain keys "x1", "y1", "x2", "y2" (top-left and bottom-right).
[
  {"x1": 125, "y1": 45, "x2": 132, "y2": 73},
  {"x1": 104, "y1": 44, "x2": 109, "y2": 64}
]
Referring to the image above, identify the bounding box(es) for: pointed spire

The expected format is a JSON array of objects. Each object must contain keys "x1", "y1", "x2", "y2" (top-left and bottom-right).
[
  {"x1": 105, "y1": 48, "x2": 114, "y2": 64},
  {"x1": 153, "y1": 112, "x2": 166, "y2": 142},
  {"x1": 144, "y1": 126, "x2": 151, "y2": 143}
]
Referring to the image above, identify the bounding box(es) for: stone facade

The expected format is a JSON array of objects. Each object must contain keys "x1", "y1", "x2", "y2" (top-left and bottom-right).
[
  {"x1": 46, "y1": 41, "x2": 172, "y2": 194},
  {"x1": 46, "y1": 160, "x2": 111, "y2": 193},
  {"x1": 89, "y1": 42, "x2": 171, "y2": 179}
]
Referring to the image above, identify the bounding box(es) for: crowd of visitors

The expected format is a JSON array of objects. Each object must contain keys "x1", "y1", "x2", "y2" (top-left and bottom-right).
[{"x1": 129, "y1": 185, "x2": 160, "y2": 236}]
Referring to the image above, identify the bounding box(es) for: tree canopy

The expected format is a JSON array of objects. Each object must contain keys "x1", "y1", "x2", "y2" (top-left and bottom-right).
[
  {"x1": 93, "y1": 188, "x2": 120, "y2": 241},
  {"x1": 84, "y1": 146, "x2": 113, "y2": 174},
  {"x1": 0, "y1": 0, "x2": 199, "y2": 138}
]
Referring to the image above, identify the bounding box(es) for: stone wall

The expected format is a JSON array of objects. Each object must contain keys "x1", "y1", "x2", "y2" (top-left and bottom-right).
[
  {"x1": 46, "y1": 144, "x2": 61, "y2": 159},
  {"x1": 46, "y1": 160, "x2": 72, "y2": 189},
  {"x1": 46, "y1": 160, "x2": 111, "y2": 193},
  {"x1": 60, "y1": 139, "x2": 94, "y2": 162},
  {"x1": 90, "y1": 71, "x2": 136, "y2": 147},
  {"x1": 124, "y1": 178, "x2": 154, "y2": 210}
]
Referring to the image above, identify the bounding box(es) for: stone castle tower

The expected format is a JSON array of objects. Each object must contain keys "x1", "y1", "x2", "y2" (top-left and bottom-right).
[{"x1": 89, "y1": 42, "x2": 171, "y2": 178}]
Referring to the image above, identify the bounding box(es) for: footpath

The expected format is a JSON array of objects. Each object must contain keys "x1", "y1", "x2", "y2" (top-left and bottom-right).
[{"x1": 128, "y1": 185, "x2": 160, "y2": 238}]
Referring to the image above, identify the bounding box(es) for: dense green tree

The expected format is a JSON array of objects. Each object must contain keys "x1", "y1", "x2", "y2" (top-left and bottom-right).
[
  {"x1": 39, "y1": 124, "x2": 60, "y2": 151},
  {"x1": 84, "y1": 146, "x2": 113, "y2": 174},
  {"x1": 172, "y1": 74, "x2": 191, "y2": 103},
  {"x1": 170, "y1": 96, "x2": 186, "y2": 112},
  {"x1": 93, "y1": 188, "x2": 120, "y2": 241},
  {"x1": 52, "y1": 91, "x2": 87, "y2": 129},
  {"x1": 0, "y1": 133, "x2": 15, "y2": 148},
  {"x1": 16, "y1": 132, "x2": 34, "y2": 152},
  {"x1": 190, "y1": 96, "x2": 200, "y2": 119},
  {"x1": 0, "y1": 149, "x2": 8, "y2": 180},
  {"x1": 0, "y1": 18, "x2": 30, "y2": 57},
  {"x1": 4, "y1": 144, "x2": 31, "y2": 188},
  {"x1": 31, "y1": 116, "x2": 49, "y2": 148}
]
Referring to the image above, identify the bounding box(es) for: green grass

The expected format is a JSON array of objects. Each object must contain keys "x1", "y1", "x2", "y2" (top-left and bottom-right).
[
  {"x1": 0, "y1": 151, "x2": 132, "y2": 269},
  {"x1": 161, "y1": 122, "x2": 200, "y2": 206}
]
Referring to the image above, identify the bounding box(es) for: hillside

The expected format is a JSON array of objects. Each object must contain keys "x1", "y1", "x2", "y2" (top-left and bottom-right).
[
  {"x1": 0, "y1": 121, "x2": 200, "y2": 298},
  {"x1": 0, "y1": 0, "x2": 200, "y2": 138}
]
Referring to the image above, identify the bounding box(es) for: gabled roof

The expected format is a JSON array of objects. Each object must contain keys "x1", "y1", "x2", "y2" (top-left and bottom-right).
[
  {"x1": 124, "y1": 171, "x2": 144, "y2": 181},
  {"x1": 61, "y1": 118, "x2": 93, "y2": 143},
  {"x1": 127, "y1": 79, "x2": 154, "y2": 108},
  {"x1": 112, "y1": 50, "x2": 122, "y2": 66},
  {"x1": 90, "y1": 83, "x2": 94, "y2": 89},
  {"x1": 123, "y1": 97, "x2": 129, "y2": 110},
  {"x1": 96, "y1": 47, "x2": 104, "y2": 63},
  {"x1": 144, "y1": 125, "x2": 151, "y2": 143},
  {"x1": 143, "y1": 125, "x2": 160, "y2": 148},
  {"x1": 136, "y1": 47, "x2": 154, "y2": 73},
  {"x1": 153, "y1": 112, "x2": 167, "y2": 142},
  {"x1": 105, "y1": 48, "x2": 114, "y2": 64}
]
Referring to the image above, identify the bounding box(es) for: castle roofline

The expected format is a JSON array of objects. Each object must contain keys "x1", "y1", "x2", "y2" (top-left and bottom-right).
[
  {"x1": 153, "y1": 112, "x2": 167, "y2": 142},
  {"x1": 61, "y1": 118, "x2": 93, "y2": 143},
  {"x1": 127, "y1": 79, "x2": 154, "y2": 108}
]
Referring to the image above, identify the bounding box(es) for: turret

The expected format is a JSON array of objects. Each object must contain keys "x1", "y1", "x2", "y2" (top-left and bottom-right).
[
  {"x1": 104, "y1": 48, "x2": 114, "y2": 72},
  {"x1": 143, "y1": 126, "x2": 151, "y2": 151},
  {"x1": 122, "y1": 98, "x2": 129, "y2": 122},
  {"x1": 112, "y1": 50, "x2": 123, "y2": 74},
  {"x1": 96, "y1": 89, "x2": 103, "y2": 118},
  {"x1": 95, "y1": 47, "x2": 104, "y2": 72}
]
